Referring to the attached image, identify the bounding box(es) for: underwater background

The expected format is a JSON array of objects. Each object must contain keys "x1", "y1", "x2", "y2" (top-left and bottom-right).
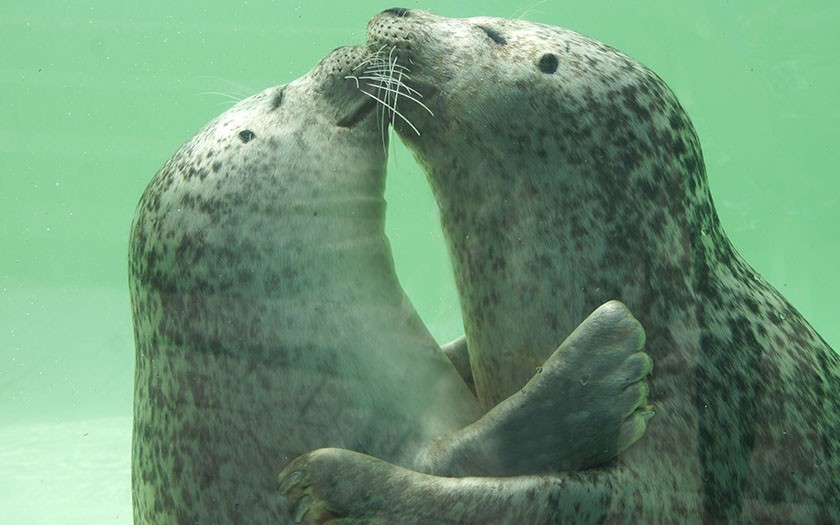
[{"x1": 1, "y1": 0, "x2": 837, "y2": 522}]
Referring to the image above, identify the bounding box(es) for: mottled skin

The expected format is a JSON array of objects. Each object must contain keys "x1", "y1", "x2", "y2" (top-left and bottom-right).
[
  {"x1": 130, "y1": 45, "x2": 651, "y2": 522},
  {"x1": 280, "y1": 9, "x2": 840, "y2": 523}
]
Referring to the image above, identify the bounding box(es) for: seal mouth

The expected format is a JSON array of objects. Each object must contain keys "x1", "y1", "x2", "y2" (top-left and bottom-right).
[
  {"x1": 349, "y1": 46, "x2": 439, "y2": 137},
  {"x1": 404, "y1": 80, "x2": 439, "y2": 104},
  {"x1": 336, "y1": 96, "x2": 378, "y2": 129}
]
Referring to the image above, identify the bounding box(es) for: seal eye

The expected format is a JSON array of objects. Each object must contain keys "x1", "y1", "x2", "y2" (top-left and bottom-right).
[
  {"x1": 239, "y1": 130, "x2": 256, "y2": 143},
  {"x1": 538, "y1": 53, "x2": 559, "y2": 74}
]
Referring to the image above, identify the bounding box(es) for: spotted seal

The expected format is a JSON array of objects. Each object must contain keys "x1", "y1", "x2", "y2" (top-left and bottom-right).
[
  {"x1": 280, "y1": 9, "x2": 840, "y2": 523},
  {"x1": 129, "y1": 44, "x2": 653, "y2": 522}
]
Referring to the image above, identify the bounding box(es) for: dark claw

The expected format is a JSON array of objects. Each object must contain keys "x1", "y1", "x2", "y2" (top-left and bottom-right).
[
  {"x1": 293, "y1": 494, "x2": 312, "y2": 523},
  {"x1": 279, "y1": 470, "x2": 305, "y2": 495}
]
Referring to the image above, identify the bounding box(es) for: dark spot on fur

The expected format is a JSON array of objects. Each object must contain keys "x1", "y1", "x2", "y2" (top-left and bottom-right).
[
  {"x1": 477, "y1": 25, "x2": 507, "y2": 45},
  {"x1": 239, "y1": 130, "x2": 256, "y2": 143},
  {"x1": 270, "y1": 89, "x2": 284, "y2": 110},
  {"x1": 382, "y1": 7, "x2": 410, "y2": 17},
  {"x1": 538, "y1": 53, "x2": 559, "y2": 74}
]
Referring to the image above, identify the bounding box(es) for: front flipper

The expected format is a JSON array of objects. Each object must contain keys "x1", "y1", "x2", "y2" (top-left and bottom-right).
[
  {"x1": 278, "y1": 301, "x2": 654, "y2": 522},
  {"x1": 416, "y1": 300, "x2": 654, "y2": 476}
]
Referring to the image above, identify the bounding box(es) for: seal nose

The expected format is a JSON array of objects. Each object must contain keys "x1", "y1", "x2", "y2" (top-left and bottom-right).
[{"x1": 381, "y1": 7, "x2": 411, "y2": 17}]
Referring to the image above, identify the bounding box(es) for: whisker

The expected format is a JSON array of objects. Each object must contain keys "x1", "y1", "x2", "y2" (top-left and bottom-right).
[
  {"x1": 377, "y1": 81, "x2": 389, "y2": 152},
  {"x1": 361, "y1": 55, "x2": 430, "y2": 109},
  {"x1": 357, "y1": 64, "x2": 412, "y2": 76},
  {"x1": 368, "y1": 51, "x2": 393, "y2": 152},
  {"x1": 390, "y1": 63, "x2": 403, "y2": 134},
  {"x1": 358, "y1": 90, "x2": 422, "y2": 136},
  {"x1": 195, "y1": 76, "x2": 254, "y2": 99},
  {"x1": 361, "y1": 77, "x2": 426, "y2": 103},
  {"x1": 345, "y1": 75, "x2": 361, "y2": 89},
  {"x1": 195, "y1": 91, "x2": 243, "y2": 108},
  {"x1": 353, "y1": 45, "x2": 392, "y2": 70},
  {"x1": 363, "y1": 82, "x2": 433, "y2": 117},
  {"x1": 350, "y1": 43, "x2": 431, "y2": 139}
]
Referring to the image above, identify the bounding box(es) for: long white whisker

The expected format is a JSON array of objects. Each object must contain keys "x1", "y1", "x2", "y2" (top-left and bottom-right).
[
  {"x1": 361, "y1": 52, "x2": 430, "y2": 111},
  {"x1": 387, "y1": 46, "x2": 399, "y2": 71},
  {"x1": 356, "y1": 71, "x2": 413, "y2": 86},
  {"x1": 353, "y1": 45, "x2": 391, "y2": 71},
  {"x1": 384, "y1": 47, "x2": 401, "y2": 152},
  {"x1": 362, "y1": 82, "x2": 434, "y2": 117},
  {"x1": 371, "y1": 64, "x2": 391, "y2": 152},
  {"x1": 344, "y1": 75, "x2": 361, "y2": 89},
  {"x1": 196, "y1": 91, "x2": 243, "y2": 103},
  {"x1": 364, "y1": 81, "x2": 426, "y2": 106},
  {"x1": 351, "y1": 44, "x2": 432, "y2": 140},
  {"x1": 358, "y1": 62, "x2": 412, "y2": 74},
  {"x1": 360, "y1": 65, "x2": 414, "y2": 77},
  {"x1": 391, "y1": 68, "x2": 403, "y2": 136},
  {"x1": 358, "y1": 89, "x2": 422, "y2": 136}
]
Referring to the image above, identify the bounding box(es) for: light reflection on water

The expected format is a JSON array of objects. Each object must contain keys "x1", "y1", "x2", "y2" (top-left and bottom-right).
[{"x1": 0, "y1": 417, "x2": 131, "y2": 524}]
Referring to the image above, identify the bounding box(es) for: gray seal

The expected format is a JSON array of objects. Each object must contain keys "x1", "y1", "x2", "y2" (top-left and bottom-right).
[
  {"x1": 129, "y1": 44, "x2": 652, "y2": 522},
  {"x1": 280, "y1": 8, "x2": 840, "y2": 523}
]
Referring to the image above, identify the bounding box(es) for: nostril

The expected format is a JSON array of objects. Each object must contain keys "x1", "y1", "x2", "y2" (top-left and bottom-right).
[{"x1": 382, "y1": 7, "x2": 411, "y2": 17}]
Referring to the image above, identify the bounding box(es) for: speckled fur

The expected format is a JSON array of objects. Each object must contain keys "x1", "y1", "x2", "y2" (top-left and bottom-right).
[
  {"x1": 272, "y1": 9, "x2": 840, "y2": 523},
  {"x1": 132, "y1": 38, "x2": 666, "y2": 523},
  {"x1": 128, "y1": 45, "x2": 486, "y2": 523}
]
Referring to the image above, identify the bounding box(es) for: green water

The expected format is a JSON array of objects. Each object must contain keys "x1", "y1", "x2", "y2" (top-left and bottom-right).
[{"x1": 1, "y1": 1, "x2": 837, "y2": 522}]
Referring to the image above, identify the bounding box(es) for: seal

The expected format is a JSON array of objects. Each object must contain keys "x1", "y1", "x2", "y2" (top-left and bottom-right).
[
  {"x1": 129, "y1": 44, "x2": 653, "y2": 522},
  {"x1": 280, "y1": 9, "x2": 840, "y2": 523}
]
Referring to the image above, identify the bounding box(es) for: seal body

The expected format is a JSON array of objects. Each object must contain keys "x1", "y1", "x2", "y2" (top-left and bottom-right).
[
  {"x1": 275, "y1": 9, "x2": 840, "y2": 523},
  {"x1": 130, "y1": 41, "x2": 653, "y2": 523},
  {"x1": 128, "y1": 45, "x2": 485, "y2": 523},
  {"x1": 377, "y1": 9, "x2": 840, "y2": 522}
]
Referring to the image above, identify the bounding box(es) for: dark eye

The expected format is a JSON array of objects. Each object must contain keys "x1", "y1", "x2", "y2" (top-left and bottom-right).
[
  {"x1": 538, "y1": 53, "x2": 558, "y2": 74},
  {"x1": 239, "y1": 129, "x2": 256, "y2": 143},
  {"x1": 477, "y1": 25, "x2": 506, "y2": 45}
]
